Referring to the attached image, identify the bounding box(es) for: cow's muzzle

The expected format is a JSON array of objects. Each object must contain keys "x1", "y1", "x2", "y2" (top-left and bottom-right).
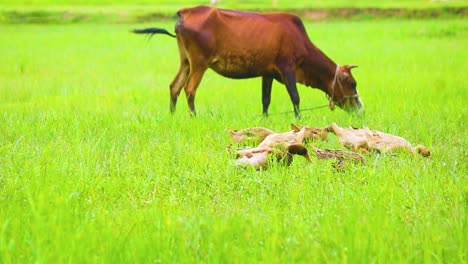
[{"x1": 338, "y1": 94, "x2": 364, "y2": 114}]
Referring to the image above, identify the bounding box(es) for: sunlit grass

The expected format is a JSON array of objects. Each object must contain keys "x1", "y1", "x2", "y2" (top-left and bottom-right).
[{"x1": 0, "y1": 19, "x2": 466, "y2": 262}]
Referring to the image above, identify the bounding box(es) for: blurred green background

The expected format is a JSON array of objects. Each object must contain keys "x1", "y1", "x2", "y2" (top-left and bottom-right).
[{"x1": 0, "y1": 0, "x2": 466, "y2": 24}]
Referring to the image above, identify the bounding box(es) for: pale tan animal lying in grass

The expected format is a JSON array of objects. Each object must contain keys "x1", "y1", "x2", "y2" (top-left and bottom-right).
[
  {"x1": 325, "y1": 123, "x2": 430, "y2": 157},
  {"x1": 324, "y1": 123, "x2": 368, "y2": 151},
  {"x1": 227, "y1": 127, "x2": 275, "y2": 145},
  {"x1": 228, "y1": 124, "x2": 328, "y2": 146},
  {"x1": 291, "y1": 123, "x2": 328, "y2": 141},
  {"x1": 236, "y1": 144, "x2": 311, "y2": 170},
  {"x1": 312, "y1": 146, "x2": 366, "y2": 162},
  {"x1": 312, "y1": 146, "x2": 365, "y2": 169},
  {"x1": 257, "y1": 127, "x2": 308, "y2": 148},
  {"x1": 234, "y1": 127, "x2": 312, "y2": 169},
  {"x1": 364, "y1": 130, "x2": 430, "y2": 157}
]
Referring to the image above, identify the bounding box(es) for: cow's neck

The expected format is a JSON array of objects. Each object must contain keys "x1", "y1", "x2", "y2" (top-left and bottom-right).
[{"x1": 298, "y1": 50, "x2": 336, "y2": 97}]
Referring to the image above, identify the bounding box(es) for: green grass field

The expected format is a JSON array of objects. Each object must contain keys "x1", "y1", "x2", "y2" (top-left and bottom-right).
[{"x1": 0, "y1": 3, "x2": 467, "y2": 263}]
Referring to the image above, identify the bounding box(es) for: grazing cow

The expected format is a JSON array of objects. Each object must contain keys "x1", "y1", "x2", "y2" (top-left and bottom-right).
[{"x1": 133, "y1": 6, "x2": 363, "y2": 117}]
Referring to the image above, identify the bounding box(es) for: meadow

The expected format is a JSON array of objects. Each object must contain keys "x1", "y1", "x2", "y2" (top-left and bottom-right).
[{"x1": 0, "y1": 6, "x2": 467, "y2": 264}]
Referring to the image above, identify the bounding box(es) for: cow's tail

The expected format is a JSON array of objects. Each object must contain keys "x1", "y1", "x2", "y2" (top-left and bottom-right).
[{"x1": 132, "y1": 27, "x2": 176, "y2": 38}]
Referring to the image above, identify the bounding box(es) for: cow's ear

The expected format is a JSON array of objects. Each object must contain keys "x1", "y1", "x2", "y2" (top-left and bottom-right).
[
  {"x1": 341, "y1": 65, "x2": 358, "y2": 79},
  {"x1": 291, "y1": 123, "x2": 301, "y2": 132}
]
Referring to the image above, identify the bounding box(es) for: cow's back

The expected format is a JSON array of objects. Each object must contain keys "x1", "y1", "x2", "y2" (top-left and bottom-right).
[
  {"x1": 177, "y1": 6, "x2": 309, "y2": 47},
  {"x1": 176, "y1": 6, "x2": 313, "y2": 78}
]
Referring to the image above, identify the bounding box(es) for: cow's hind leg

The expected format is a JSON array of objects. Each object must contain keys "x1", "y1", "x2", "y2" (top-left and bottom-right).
[
  {"x1": 169, "y1": 60, "x2": 189, "y2": 113},
  {"x1": 262, "y1": 76, "x2": 273, "y2": 117},
  {"x1": 184, "y1": 66, "x2": 207, "y2": 116}
]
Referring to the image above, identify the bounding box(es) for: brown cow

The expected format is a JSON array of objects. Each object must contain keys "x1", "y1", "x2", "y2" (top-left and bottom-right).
[{"x1": 133, "y1": 6, "x2": 363, "y2": 117}]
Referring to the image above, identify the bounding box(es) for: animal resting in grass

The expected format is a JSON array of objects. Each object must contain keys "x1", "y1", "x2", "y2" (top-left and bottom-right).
[
  {"x1": 234, "y1": 127, "x2": 315, "y2": 169},
  {"x1": 133, "y1": 6, "x2": 363, "y2": 117},
  {"x1": 230, "y1": 125, "x2": 363, "y2": 170},
  {"x1": 325, "y1": 123, "x2": 431, "y2": 157}
]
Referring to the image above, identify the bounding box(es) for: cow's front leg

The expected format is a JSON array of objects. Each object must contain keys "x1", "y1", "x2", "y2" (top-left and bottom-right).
[
  {"x1": 282, "y1": 71, "x2": 301, "y2": 118},
  {"x1": 262, "y1": 76, "x2": 274, "y2": 117}
]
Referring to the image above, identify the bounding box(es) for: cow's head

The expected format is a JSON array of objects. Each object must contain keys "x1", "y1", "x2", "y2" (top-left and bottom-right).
[{"x1": 329, "y1": 65, "x2": 363, "y2": 114}]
